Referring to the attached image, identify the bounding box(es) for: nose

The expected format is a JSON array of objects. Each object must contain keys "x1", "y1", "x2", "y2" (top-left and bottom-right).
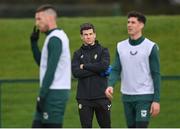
[{"x1": 86, "y1": 34, "x2": 91, "y2": 39}]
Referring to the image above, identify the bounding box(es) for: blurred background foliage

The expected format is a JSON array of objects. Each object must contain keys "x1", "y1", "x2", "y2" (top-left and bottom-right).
[{"x1": 0, "y1": 0, "x2": 180, "y2": 18}]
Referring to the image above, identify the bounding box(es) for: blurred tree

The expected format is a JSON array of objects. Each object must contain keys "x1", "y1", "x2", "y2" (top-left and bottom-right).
[
  {"x1": 120, "y1": 0, "x2": 179, "y2": 15},
  {"x1": 0, "y1": 0, "x2": 179, "y2": 17}
]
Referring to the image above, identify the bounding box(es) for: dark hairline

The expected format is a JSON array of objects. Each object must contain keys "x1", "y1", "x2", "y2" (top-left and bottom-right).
[
  {"x1": 80, "y1": 23, "x2": 95, "y2": 34},
  {"x1": 36, "y1": 4, "x2": 57, "y2": 13},
  {"x1": 127, "y1": 11, "x2": 146, "y2": 24}
]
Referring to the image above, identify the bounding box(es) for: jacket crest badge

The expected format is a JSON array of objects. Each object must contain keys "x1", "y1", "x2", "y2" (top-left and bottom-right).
[
  {"x1": 80, "y1": 55, "x2": 84, "y2": 59},
  {"x1": 94, "y1": 54, "x2": 98, "y2": 59}
]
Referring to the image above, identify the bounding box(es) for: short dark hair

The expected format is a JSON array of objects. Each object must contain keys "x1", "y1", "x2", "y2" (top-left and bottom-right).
[
  {"x1": 80, "y1": 23, "x2": 95, "y2": 34},
  {"x1": 36, "y1": 4, "x2": 57, "y2": 13},
  {"x1": 127, "y1": 11, "x2": 146, "y2": 24}
]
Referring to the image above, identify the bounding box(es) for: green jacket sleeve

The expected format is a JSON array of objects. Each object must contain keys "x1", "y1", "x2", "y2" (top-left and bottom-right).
[
  {"x1": 39, "y1": 36, "x2": 62, "y2": 98},
  {"x1": 31, "y1": 41, "x2": 41, "y2": 66},
  {"x1": 149, "y1": 44, "x2": 161, "y2": 102},
  {"x1": 108, "y1": 49, "x2": 122, "y2": 87}
]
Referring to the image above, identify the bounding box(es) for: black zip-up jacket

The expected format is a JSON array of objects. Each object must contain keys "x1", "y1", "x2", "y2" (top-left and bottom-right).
[{"x1": 72, "y1": 41, "x2": 110, "y2": 100}]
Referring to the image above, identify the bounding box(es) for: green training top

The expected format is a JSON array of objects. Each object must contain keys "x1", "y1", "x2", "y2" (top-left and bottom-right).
[
  {"x1": 108, "y1": 36, "x2": 161, "y2": 102},
  {"x1": 31, "y1": 29, "x2": 62, "y2": 98}
]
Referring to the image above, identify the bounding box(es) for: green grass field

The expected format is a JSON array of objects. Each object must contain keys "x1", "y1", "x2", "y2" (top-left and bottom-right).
[{"x1": 1, "y1": 16, "x2": 180, "y2": 127}]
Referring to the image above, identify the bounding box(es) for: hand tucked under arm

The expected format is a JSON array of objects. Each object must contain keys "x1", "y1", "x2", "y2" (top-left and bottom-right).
[{"x1": 72, "y1": 52, "x2": 96, "y2": 78}]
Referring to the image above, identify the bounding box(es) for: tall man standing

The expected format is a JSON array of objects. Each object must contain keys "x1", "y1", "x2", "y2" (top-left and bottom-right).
[
  {"x1": 30, "y1": 4, "x2": 71, "y2": 128},
  {"x1": 105, "y1": 11, "x2": 161, "y2": 128},
  {"x1": 72, "y1": 23, "x2": 111, "y2": 128}
]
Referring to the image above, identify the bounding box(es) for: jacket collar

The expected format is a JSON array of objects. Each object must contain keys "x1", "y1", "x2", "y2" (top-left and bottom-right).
[{"x1": 81, "y1": 40, "x2": 100, "y2": 50}]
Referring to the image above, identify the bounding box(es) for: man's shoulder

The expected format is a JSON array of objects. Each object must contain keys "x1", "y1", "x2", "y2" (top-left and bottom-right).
[
  {"x1": 73, "y1": 47, "x2": 82, "y2": 55},
  {"x1": 144, "y1": 38, "x2": 156, "y2": 45},
  {"x1": 96, "y1": 41, "x2": 110, "y2": 51},
  {"x1": 95, "y1": 43, "x2": 109, "y2": 55},
  {"x1": 49, "y1": 29, "x2": 62, "y2": 36},
  {"x1": 97, "y1": 43, "x2": 107, "y2": 50},
  {"x1": 49, "y1": 29, "x2": 69, "y2": 41},
  {"x1": 117, "y1": 38, "x2": 129, "y2": 47}
]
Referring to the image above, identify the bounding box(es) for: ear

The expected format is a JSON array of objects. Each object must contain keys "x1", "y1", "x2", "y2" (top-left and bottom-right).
[
  {"x1": 94, "y1": 33, "x2": 96, "y2": 38},
  {"x1": 140, "y1": 23, "x2": 144, "y2": 29},
  {"x1": 80, "y1": 34, "x2": 83, "y2": 40}
]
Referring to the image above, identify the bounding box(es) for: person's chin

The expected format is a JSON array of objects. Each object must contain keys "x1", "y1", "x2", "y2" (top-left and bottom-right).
[
  {"x1": 40, "y1": 30, "x2": 46, "y2": 33},
  {"x1": 39, "y1": 28, "x2": 46, "y2": 33}
]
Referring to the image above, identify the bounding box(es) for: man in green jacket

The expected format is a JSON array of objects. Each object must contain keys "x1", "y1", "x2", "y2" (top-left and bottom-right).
[
  {"x1": 105, "y1": 11, "x2": 161, "y2": 128},
  {"x1": 30, "y1": 4, "x2": 71, "y2": 128}
]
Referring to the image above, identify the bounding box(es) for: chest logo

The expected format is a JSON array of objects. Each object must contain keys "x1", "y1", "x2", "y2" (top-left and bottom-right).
[
  {"x1": 130, "y1": 50, "x2": 138, "y2": 55},
  {"x1": 94, "y1": 54, "x2": 98, "y2": 59},
  {"x1": 79, "y1": 104, "x2": 82, "y2": 109},
  {"x1": 80, "y1": 55, "x2": 84, "y2": 59}
]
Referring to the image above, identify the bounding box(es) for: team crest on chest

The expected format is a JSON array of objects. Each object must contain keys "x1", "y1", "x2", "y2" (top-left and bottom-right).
[
  {"x1": 78, "y1": 104, "x2": 82, "y2": 109},
  {"x1": 130, "y1": 50, "x2": 138, "y2": 55},
  {"x1": 80, "y1": 55, "x2": 84, "y2": 59},
  {"x1": 94, "y1": 54, "x2": 98, "y2": 59}
]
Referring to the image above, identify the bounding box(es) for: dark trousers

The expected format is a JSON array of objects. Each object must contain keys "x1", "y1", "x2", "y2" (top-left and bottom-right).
[{"x1": 77, "y1": 98, "x2": 111, "y2": 128}]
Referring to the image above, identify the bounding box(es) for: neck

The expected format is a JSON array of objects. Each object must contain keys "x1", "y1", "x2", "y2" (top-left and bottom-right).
[
  {"x1": 48, "y1": 22, "x2": 57, "y2": 31},
  {"x1": 84, "y1": 42, "x2": 95, "y2": 46},
  {"x1": 130, "y1": 32, "x2": 142, "y2": 40},
  {"x1": 45, "y1": 24, "x2": 57, "y2": 35}
]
